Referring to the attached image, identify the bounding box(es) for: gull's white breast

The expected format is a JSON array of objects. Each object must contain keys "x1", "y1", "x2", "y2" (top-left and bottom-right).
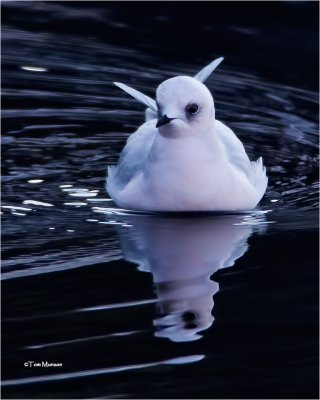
[{"x1": 107, "y1": 119, "x2": 267, "y2": 212}]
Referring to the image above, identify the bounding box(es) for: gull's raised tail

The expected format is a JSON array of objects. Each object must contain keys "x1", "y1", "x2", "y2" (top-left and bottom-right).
[{"x1": 250, "y1": 157, "x2": 268, "y2": 204}]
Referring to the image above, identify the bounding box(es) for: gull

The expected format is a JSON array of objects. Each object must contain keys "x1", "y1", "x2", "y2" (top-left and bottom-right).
[{"x1": 107, "y1": 57, "x2": 268, "y2": 211}]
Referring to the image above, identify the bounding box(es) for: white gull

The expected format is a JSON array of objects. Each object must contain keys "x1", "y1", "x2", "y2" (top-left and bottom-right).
[{"x1": 107, "y1": 57, "x2": 267, "y2": 211}]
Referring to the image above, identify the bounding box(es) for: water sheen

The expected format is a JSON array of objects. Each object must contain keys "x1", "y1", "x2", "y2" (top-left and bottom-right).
[{"x1": 1, "y1": 2, "x2": 319, "y2": 399}]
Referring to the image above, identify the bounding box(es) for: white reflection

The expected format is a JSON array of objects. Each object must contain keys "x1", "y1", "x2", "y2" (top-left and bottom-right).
[
  {"x1": 23, "y1": 200, "x2": 54, "y2": 207},
  {"x1": 27, "y1": 179, "x2": 44, "y2": 184},
  {"x1": 116, "y1": 213, "x2": 262, "y2": 343},
  {"x1": 20, "y1": 65, "x2": 47, "y2": 72}
]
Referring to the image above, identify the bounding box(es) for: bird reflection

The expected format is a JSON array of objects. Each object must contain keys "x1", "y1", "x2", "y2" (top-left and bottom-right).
[{"x1": 116, "y1": 213, "x2": 261, "y2": 342}]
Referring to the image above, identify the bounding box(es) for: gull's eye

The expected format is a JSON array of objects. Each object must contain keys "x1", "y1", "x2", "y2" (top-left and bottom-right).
[{"x1": 186, "y1": 103, "x2": 199, "y2": 115}]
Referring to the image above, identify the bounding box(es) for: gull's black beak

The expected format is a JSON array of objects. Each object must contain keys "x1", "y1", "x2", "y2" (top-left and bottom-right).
[{"x1": 156, "y1": 114, "x2": 175, "y2": 128}]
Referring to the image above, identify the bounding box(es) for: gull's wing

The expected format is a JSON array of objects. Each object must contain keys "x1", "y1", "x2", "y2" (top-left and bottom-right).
[
  {"x1": 215, "y1": 119, "x2": 252, "y2": 177},
  {"x1": 110, "y1": 82, "x2": 158, "y2": 193},
  {"x1": 107, "y1": 120, "x2": 158, "y2": 195},
  {"x1": 114, "y1": 82, "x2": 157, "y2": 112},
  {"x1": 216, "y1": 120, "x2": 268, "y2": 199},
  {"x1": 194, "y1": 57, "x2": 224, "y2": 83}
]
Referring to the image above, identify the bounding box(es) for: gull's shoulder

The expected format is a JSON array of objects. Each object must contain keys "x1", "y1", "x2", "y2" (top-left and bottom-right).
[
  {"x1": 108, "y1": 118, "x2": 157, "y2": 192},
  {"x1": 125, "y1": 117, "x2": 157, "y2": 146}
]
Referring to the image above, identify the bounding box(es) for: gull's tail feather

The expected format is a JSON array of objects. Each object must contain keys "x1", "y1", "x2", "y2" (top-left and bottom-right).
[{"x1": 251, "y1": 157, "x2": 268, "y2": 204}]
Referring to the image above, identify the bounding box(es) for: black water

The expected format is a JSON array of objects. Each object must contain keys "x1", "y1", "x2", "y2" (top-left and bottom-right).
[{"x1": 1, "y1": 2, "x2": 319, "y2": 399}]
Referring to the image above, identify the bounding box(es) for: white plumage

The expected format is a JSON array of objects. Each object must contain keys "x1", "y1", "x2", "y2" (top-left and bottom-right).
[{"x1": 107, "y1": 57, "x2": 267, "y2": 211}]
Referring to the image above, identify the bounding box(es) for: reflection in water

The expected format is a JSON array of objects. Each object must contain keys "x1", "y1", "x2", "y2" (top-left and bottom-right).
[{"x1": 116, "y1": 213, "x2": 263, "y2": 342}]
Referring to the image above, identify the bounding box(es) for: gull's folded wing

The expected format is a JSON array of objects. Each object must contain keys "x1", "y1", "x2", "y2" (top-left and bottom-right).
[
  {"x1": 215, "y1": 120, "x2": 268, "y2": 199},
  {"x1": 215, "y1": 119, "x2": 252, "y2": 177}
]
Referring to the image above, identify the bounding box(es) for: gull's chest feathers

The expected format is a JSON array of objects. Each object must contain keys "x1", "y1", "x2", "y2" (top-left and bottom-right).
[
  {"x1": 145, "y1": 133, "x2": 224, "y2": 189},
  {"x1": 118, "y1": 132, "x2": 252, "y2": 211}
]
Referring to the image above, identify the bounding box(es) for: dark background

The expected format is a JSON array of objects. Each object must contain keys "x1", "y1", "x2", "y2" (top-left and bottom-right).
[{"x1": 2, "y1": 1, "x2": 319, "y2": 89}]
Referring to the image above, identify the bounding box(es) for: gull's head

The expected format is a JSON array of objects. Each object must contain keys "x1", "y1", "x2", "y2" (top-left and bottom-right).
[
  {"x1": 113, "y1": 57, "x2": 224, "y2": 136},
  {"x1": 156, "y1": 76, "x2": 214, "y2": 136}
]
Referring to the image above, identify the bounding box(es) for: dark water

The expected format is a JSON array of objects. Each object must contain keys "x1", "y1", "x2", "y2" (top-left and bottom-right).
[{"x1": 1, "y1": 2, "x2": 319, "y2": 399}]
